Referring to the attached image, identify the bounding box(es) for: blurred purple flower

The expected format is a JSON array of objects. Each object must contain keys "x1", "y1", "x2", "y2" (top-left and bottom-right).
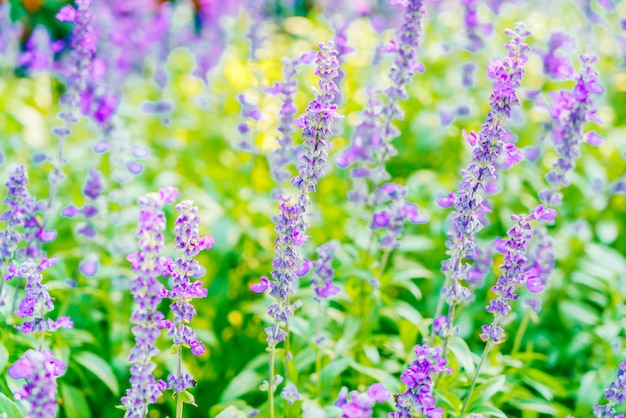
[
  {"x1": 311, "y1": 243, "x2": 339, "y2": 301},
  {"x1": 594, "y1": 362, "x2": 626, "y2": 417},
  {"x1": 9, "y1": 349, "x2": 67, "y2": 418},
  {"x1": 539, "y1": 32, "x2": 575, "y2": 79},
  {"x1": 336, "y1": 383, "x2": 390, "y2": 418},
  {"x1": 540, "y1": 53, "x2": 603, "y2": 206}
]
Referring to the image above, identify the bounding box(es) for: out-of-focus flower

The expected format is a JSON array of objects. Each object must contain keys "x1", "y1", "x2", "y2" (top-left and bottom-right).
[
  {"x1": 594, "y1": 362, "x2": 626, "y2": 417},
  {"x1": 336, "y1": 383, "x2": 390, "y2": 418}
]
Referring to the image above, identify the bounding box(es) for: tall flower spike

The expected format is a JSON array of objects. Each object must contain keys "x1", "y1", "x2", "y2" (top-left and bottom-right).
[
  {"x1": 390, "y1": 344, "x2": 451, "y2": 418},
  {"x1": 480, "y1": 205, "x2": 556, "y2": 344},
  {"x1": 539, "y1": 53, "x2": 603, "y2": 206},
  {"x1": 437, "y1": 23, "x2": 530, "y2": 326},
  {"x1": 121, "y1": 186, "x2": 179, "y2": 418},
  {"x1": 292, "y1": 41, "x2": 342, "y2": 204},
  {"x1": 163, "y1": 200, "x2": 213, "y2": 396}
]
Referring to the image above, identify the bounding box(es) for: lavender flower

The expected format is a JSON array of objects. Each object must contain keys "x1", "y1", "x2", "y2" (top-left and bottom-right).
[
  {"x1": 336, "y1": 383, "x2": 390, "y2": 418},
  {"x1": 311, "y1": 243, "x2": 339, "y2": 302},
  {"x1": 12, "y1": 257, "x2": 73, "y2": 334},
  {"x1": 522, "y1": 224, "x2": 555, "y2": 312},
  {"x1": 121, "y1": 187, "x2": 179, "y2": 418},
  {"x1": 461, "y1": 0, "x2": 492, "y2": 52},
  {"x1": 539, "y1": 53, "x2": 603, "y2": 206},
  {"x1": 18, "y1": 26, "x2": 62, "y2": 74},
  {"x1": 540, "y1": 32, "x2": 575, "y2": 80},
  {"x1": 267, "y1": 56, "x2": 305, "y2": 184},
  {"x1": 162, "y1": 200, "x2": 213, "y2": 394},
  {"x1": 8, "y1": 349, "x2": 67, "y2": 418},
  {"x1": 280, "y1": 382, "x2": 301, "y2": 405},
  {"x1": 372, "y1": 183, "x2": 428, "y2": 250},
  {"x1": 292, "y1": 41, "x2": 342, "y2": 202},
  {"x1": 390, "y1": 345, "x2": 451, "y2": 418},
  {"x1": 438, "y1": 23, "x2": 530, "y2": 320},
  {"x1": 480, "y1": 205, "x2": 556, "y2": 343},
  {"x1": 594, "y1": 362, "x2": 626, "y2": 417}
]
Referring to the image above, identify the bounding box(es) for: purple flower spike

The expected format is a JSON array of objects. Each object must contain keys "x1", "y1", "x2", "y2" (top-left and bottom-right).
[
  {"x1": 291, "y1": 41, "x2": 342, "y2": 199},
  {"x1": 540, "y1": 32, "x2": 575, "y2": 80},
  {"x1": 163, "y1": 200, "x2": 211, "y2": 394},
  {"x1": 122, "y1": 187, "x2": 178, "y2": 416},
  {"x1": 540, "y1": 53, "x2": 603, "y2": 206},
  {"x1": 390, "y1": 344, "x2": 451, "y2": 418},
  {"x1": 83, "y1": 169, "x2": 103, "y2": 200},
  {"x1": 311, "y1": 243, "x2": 339, "y2": 301},
  {"x1": 9, "y1": 349, "x2": 67, "y2": 418},
  {"x1": 481, "y1": 206, "x2": 556, "y2": 343},
  {"x1": 56, "y1": 5, "x2": 76, "y2": 22},
  {"x1": 440, "y1": 23, "x2": 530, "y2": 316}
]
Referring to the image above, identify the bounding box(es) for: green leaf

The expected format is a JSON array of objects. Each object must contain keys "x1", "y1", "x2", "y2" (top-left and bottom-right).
[
  {"x1": 467, "y1": 375, "x2": 506, "y2": 410},
  {"x1": 437, "y1": 389, "x2": 462, "y2": 415},
  {"x1": 180, "y1": 390, "x2": 197, "y2": 406},
  {"x1": 0, "y1": 343, "x2": 8, "y2": 373},
  {"x1": 508, "y1": 398, "x2": 558, "y2": 415},
  {"x1": 72, "y1": 351, "x2": 120, "y2": 396},
  {"x1": 447, "y1": 336, "x2": 475, "y2": 376},
  {"x1": 60, "y1": 382, "x2": 92, "y2": 418},
  {"x1": 214, "y1": 405, "x2": 247, "y2": 418},
  {"x1": 0, "y1": 393, "x2": 25, "y2": 418},
  {"x1": 219, "y1": 369, "x2": 263, "y2": 402},
  {"x1": 467, "y1": 404, "x2": 508, "y2": 417}
]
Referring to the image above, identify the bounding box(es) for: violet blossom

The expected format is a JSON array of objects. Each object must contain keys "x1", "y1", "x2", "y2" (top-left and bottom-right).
[
  {"x1": 539, "y1": 53, "x2": 603, "y2": 206},
  {"x1": 311, "y1": 243, "x2": 339, "y2": 302},
  {"x1": 121, "y1": 186, "x2": 179, "y2": 418},
  {"x1": 480, "y1": 205, "x2": 556, "y2": 344},
  {"x1": 336, "y1": 383, "x2": 390, "y2": 418},
  {"x1": 594, "y1": 362, "x2": 626, "y2": 418},
  {"x1": 539, "y1": 32, "x2": 575, "y2": 80},
  {"x1": 8, "y1": 349, "x2": 67, "y2": 418},
  {"x1": 461, "y1": 0, "x2": 492, "y2": 53},
  {"x1": 372, "y1": 183, "x2": 428, "y2": 251},
  {"x1": 162, "y1": 200, "x2": 213, "y2": 394},
  {"x1": 390, "y1": 344, "x2": 451, "y2": 418},
  {"x1": 18, "y1": 26, "x2": 63, "y2": 74},
  {"x1": 438, "y1": 23, "x2": 530, "y2": 323}
]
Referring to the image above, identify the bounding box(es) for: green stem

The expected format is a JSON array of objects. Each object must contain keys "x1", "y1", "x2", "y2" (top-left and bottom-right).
[
  {"x1": 315, "y1": 301, "x2": 323, "y2": 398},
  {"x1": 460, "y1": 341, "x2": 493, "y2": 416},
  {"x1": 269, "y1": 344, "x2": 276, "y2": 418},
  {"x1": 176, "y1": 331, "x2": 183, "y2": 418},
  {"x1": 511, "y1": 309, "x2": 531, "y2": 357}
]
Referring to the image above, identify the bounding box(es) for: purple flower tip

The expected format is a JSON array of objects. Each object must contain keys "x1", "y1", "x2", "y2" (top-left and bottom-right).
[
  {"x1": 61, "y1": 205, "x2": 80, "y2": 217},
  {"x1": 437, "y1": 193, "x2": 456, "y2": 208},
  {"x1": 585, "y1": 131, "x2": 603, "y2": 146},
  {"x1": 368, "y1": 383, "x2": 390, "y2": 402},
  {"x1": 250, "y1": 276, "x2": 270, "y2": 293},
  {"x1": 56, "y1": 5, "x2": 76, "y2": 22},
  {"x1": 462, "y1": 129, "x2": 478, "y2": 147},
  {"x1": 127, "y1": 161, "x2": 144, "y2": 175},
  {"x1": 79, "y1": 258, "x2": 98, "y2": 277},
  {"x1": 8, "y1": 357, "x2": 33, "y2": 379},
  {"x1": 37, "y1": 229, "x2": 57, "y2": 242}
]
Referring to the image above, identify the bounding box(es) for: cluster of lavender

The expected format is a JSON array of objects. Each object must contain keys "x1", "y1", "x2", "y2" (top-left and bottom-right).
[
  {"x1": 390, "y1": 345, "x2": 451, "y2": 418},
  {"x1": 461, "y1": 0, "x2": 492, "y2": 53},
  {"x1": 121, "y1": 187, "x2": 178, "y2": 417},
  {"x1": 122, "y1": 188, "x2": 211, "y2": 417},
  {"x1": 0, "y1": 166, "x2": 56, "y2": 312},
  {"x1": 8, "y1": 256, "x2": 73, "y2": 418},
  {"x1": 594, "y1": 362, "x2": 626, "y2": 418},
  {"x1": 61, "y1": 168, "x2": 104, "y2": 276},
  {"x1": 162, "y1": 200, "x2": 214, "y2": 396},
  {"x1": 480, "y1": 205, "x2": 557, "y2": 344},
  {"x1": 0, "y1": 165, "x2": 72, "y2": 417},
  {"x1": 335, "y1": 383, "x2": 390, "y2": 417},
  {"x1": 436, "y1": 22, "x2": 530, "y2": 332}
]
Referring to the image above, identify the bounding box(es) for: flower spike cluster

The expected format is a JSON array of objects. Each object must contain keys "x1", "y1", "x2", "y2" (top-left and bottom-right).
[
  {"x1": 162, "y1": 200, "x2": 213, "y2": 394},
  {"x1": 481, "y1": 205, "x2": 556, "y2": 343},
  {"x1": 439, "y1": 23, "x2": 530, "y2": 317},
  {"x1": 335, "y1": 383, "x2": 390, "y2": 417},
  {"x1": 121, "y1": 186, "x2": 179, "y2": 418}
]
